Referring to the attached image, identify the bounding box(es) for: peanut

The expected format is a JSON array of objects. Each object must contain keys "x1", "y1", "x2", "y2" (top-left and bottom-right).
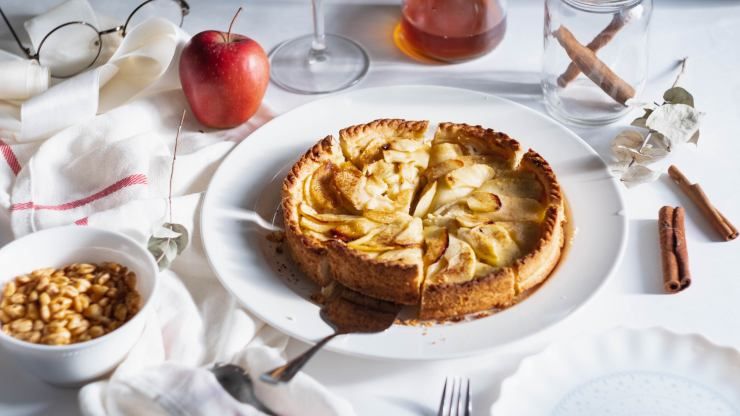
[
  {"x1": 39, "y1": 292, "x2": 51, "y2": 305},
  {"x1": 26, "y1": 303, "x2": 39, "y2": 320},
  {"x1": 35, "y1": 276, "x2": 50, "y2": 291},
  {"x1": 40, "y1": 305, "x2": 50, "y2": 322},
  {"x1": 96, "y1": 273, "x2": 110, "y2": 285},
  {"x1": 10, "y1": 319, "x2": 32, "y2": 333},
  {"x1": 4, "y1": 304, "x2": 25, "y2": 319},
  {"x1": 46, "y1": 283, "x2": 60, "y2": 296},
  {"x1": 44, "y1": 329, "x2": 71, "y2": 345},
  {"x1": 74, "y1": 279, "x2": 91, "y2": 293},
  {"x1": 84, "y1": 304, "x2": 102, "y2": 319},
  {"x1": 9, "y1": 293, "x2": 26, "y2": 304},
  {"x1": 26, "y1": 331, "x2": 41, "y2": 343},
  {"x1": 88, "y1": 325, "x2": 104, "y2": 338},
  {"x1": 0, "y1": 262, "x2": 140, "y2": 345},
  {"x1": 114, "y1": 304, "x2": 127, "y2": 322},
  {"x1": 3, "y1": 281, "x2": 16, "y2": 298}
]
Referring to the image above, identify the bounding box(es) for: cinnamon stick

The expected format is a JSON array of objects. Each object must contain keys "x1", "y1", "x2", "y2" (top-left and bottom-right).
[
  {"x1": 557, "y1": 13, "x2": 627, "y2": 87},
  {"x1": 659, "y1": 206, "x2": 680, "y2": 293},
  {"x1": 667, "y1": 165, "x2": 738, "y2": 241},
  {"x1": 553, "y1": 25, "x2": 635, "y2": 105},
  {"x1": 673, "y1": 207, "x2": 691, "y2": 290}
]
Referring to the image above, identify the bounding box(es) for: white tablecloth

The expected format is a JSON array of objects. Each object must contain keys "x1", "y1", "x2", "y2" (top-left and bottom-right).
[{"x1": 0, "y1": 0, "x2": 739, "y2": 415}]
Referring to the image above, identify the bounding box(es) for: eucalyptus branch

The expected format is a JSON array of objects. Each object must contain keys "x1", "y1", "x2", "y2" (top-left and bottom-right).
[
  {"x1": 169, "y1": 110, "x2": 186, "y2": 223},
  {"x1": 626, "y1": 58, "x2": 688, "y2": 168},
  {"x1": 672, "y1": 57, "x2": 688, "y2": 88},
  {"x1": 611, "y1": 56, "x2": 701, "y2": 187},
  {"x1": 627, "y1": 130, "x2": 653, "y2": 168},
  {"x1": 147, "y1": 109, "x2": 190, "y2": 271}
]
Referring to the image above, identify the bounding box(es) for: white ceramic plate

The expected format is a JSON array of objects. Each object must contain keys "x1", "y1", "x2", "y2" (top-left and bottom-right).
[
  {"x1": 200, "y1": 85, "x2": 627, "y2": 360},
  {"x1": 492, "y1": 327, "x2": 740, "y2": 415}
]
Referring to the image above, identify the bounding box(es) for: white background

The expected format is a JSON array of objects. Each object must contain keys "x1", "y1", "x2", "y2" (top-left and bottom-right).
[{"x1": 0, "y1": 0, "x2": 739, "y2": 415}]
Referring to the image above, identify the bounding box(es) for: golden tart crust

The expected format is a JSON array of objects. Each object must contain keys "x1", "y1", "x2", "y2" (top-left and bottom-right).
[{"x1": 282, "y1": 119, "x2": 566, "y2": 319}]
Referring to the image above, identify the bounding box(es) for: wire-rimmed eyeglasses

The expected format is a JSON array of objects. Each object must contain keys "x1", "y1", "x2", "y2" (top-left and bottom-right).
[{"x1": 0, "y1": 0, "x2": 189, "y2": 78}]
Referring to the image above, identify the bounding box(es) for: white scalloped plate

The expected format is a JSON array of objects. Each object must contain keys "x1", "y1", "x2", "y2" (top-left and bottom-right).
[
  {"x1": 201, "y1": 85, "x2": 627, "y2": 360},
  {"x1": 492, "y1": 327, "x2": 740, "y2": 415}
]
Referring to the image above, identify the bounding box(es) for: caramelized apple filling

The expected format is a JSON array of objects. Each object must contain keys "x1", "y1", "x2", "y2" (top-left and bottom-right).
[{"x1": 298, "y1": 121, "x2": 549, "y2": 281}]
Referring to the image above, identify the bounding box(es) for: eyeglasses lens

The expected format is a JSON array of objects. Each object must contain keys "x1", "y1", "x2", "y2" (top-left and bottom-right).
[{"x1": 38, "y1": 23, "x2": 101, "y2": 78}]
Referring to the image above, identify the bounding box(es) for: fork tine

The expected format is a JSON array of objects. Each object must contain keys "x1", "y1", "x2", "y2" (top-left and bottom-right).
[
  {"x1": 437, "y1": 377, "x2": 449, "y2": 416},
  {"x1": 449, "y1": 377, "x2": 458, "y2": 416},
  {"x1": 465, "y1": 379, "x2": 473, "y2": 416},
  {"x1": 465, "y1": 378, "x2": 472, "y2": 416},
  {"x1": 456, "y1": 377, "x2": 463, "y2": 416},
  {"x1": 447, "y1": 377, "x2": 456, "y2": 416},
  {"x1": 458, "y1": 378, "x2": 470, "y2": 416},
  {"x1": 439, "y1": 377, "x2": 472, "y2": 416}
]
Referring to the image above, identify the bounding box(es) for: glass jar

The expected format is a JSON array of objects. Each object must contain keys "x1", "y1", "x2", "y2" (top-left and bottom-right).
[
  {"x1": 542, "y1": 0, "x2": 652, "y2": 125},
  {"x1": 397, "y1": 0, "x2": 508, "y2": 62}
]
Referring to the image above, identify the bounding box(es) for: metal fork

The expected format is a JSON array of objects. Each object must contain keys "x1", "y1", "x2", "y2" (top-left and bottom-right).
[{"x1": 437, "y1": 377, "x2": 472, "y2": 416}]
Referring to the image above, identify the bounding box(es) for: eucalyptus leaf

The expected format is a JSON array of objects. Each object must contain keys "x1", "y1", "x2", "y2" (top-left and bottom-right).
[
  {"x1": 620, "y1": 164, "x2": 661, "y2": 187},
  {"x1": 651, "y1": 131, "x2": 670, "y2": 150},
  {"x1": 646, "y1": 103, "x2": 702, "y2": 147},
  {"x1": 663, "y1": 86, "x2": 694, "y2": 107},
  {"x1": 609, "y1": 161, "x2": 630, "y2": 176},
  {"x1": 688, "y1": 130, "x2": 700, "y2": 145},
  {"x1": 611, "y1": 130, "x2": 669, "y2": 165},
  {"x1": 162, "y1": 223, "x2": 189, "y2": 255},
  {"x1": 152, "y1": 226, "x2": 181, "y2": 239},
  {"x1": 631, "y1": 108, "x2": 654, "y2": 129},
  {"x1": 611, "y1": 130, "x2": 645, "y2": 162},
  {"x1": 147, "y1": 223, "x2": 190, "y2": 270},
  {"x1": 614, "y1": 144, "x2": 669, "y2": 165},
  {"x1": 148, "y1": 237, "x2": 175, "y2": 271},
  {"x1": 631, "y1": 117, "x2": 648, "y2": 129}
]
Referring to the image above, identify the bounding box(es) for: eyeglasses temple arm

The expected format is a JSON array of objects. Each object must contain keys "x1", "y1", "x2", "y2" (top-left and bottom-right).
[{"x1": 0, "y1": 6, "x2": 33, "y2": 58}]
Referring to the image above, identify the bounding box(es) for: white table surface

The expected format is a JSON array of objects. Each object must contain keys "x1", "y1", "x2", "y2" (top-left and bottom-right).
[{"x1": 1, "y1": 0, "x2": 739, "y2": 415}]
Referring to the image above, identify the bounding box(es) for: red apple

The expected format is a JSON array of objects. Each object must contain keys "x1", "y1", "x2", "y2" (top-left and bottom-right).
[{"x1": 179, "y1": 11, "x2": 269, "y2": 129}]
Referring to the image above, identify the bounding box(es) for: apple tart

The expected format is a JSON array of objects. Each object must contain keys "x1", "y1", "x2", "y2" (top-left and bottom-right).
[{"x1": 282, "y1": 119, "x2": 565, "y2": 320}]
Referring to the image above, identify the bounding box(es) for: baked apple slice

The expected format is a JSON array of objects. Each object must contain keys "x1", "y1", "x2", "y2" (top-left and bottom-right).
[
  {"x1": 429, "y1": 235, "x2": 476, "y2": 284},
  {"x1": 423, "y1": 226, "x2": 449, "y2": 265},
  {"x1": 412, "y1": 182, "x2": 437, "y2": 218},
  {"x1": 465, "y1": 192, "x2": 502, "y2": 212}
]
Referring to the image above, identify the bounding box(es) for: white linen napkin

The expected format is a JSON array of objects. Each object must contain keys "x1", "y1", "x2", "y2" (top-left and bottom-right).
[
  {"x1": 0, "y1": 3, "x2": 354, "y2": 415},
  {"x1": 0, "y1": 59, "x2": 49, "y2": 100}
]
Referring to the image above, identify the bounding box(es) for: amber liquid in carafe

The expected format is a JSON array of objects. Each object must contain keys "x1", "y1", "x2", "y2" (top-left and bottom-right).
[{"x1": 400, "y1": 0, "x2": 507, "y2": 62}]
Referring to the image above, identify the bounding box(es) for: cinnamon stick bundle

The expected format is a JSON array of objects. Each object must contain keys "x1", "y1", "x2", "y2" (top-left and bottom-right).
[
  {"x1": 667, "y1": 165, "x2": 738, "y2": 241},
  {"x1": 557, "y1": 14, "x2": 627, "y2": 87},
  {"x1": 659, "y1": 206, "x2": 691, "y2": 293},
  {"x1": 553, "y1": 25, "x2": 635, "y2": 105}
]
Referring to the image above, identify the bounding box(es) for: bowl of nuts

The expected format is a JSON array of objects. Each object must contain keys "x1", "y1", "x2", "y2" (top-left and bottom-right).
[{"x1": 0, "y1": 225, "x2": 158, "y2": 386}]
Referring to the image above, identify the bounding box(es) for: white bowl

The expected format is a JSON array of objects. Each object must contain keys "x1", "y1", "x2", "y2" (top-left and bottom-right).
[{"x1": 0, "y1": 226, "x2": 158, "y2": 386}]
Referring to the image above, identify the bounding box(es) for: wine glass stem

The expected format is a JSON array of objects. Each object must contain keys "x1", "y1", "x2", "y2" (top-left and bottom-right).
[{"x1": 309, "y1": 0, "x2": 328, "y2": 62}]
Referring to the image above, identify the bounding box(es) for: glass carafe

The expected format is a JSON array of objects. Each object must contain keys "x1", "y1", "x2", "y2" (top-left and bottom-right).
[{"x1": 399, "y1": 0, "x2": 507, "y2": 62}]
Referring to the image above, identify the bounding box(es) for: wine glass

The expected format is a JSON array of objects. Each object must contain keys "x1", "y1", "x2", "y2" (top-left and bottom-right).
[{"x1": 269, "y1": 0, "x2": 369, "y2": 94}]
